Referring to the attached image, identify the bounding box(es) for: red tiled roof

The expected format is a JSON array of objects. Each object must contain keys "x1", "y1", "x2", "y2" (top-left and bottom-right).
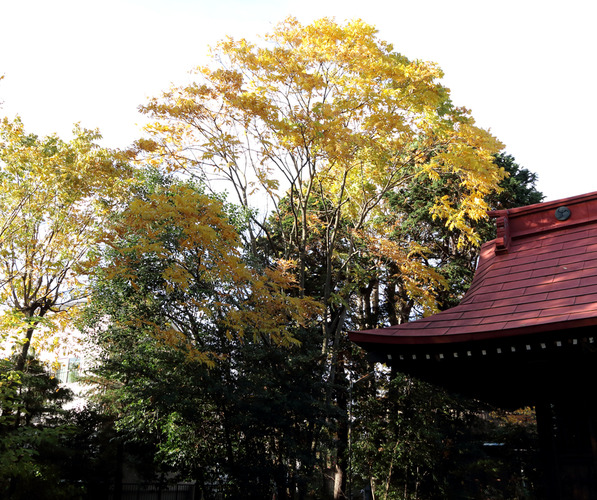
[{"x1": 349, "y1": 191, "x2": 597, "y2": 346}]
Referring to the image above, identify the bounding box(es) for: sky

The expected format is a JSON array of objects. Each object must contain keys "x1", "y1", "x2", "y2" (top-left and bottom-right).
[{"x1": 1, "y1": 0, "x2": 595, "y2": 202}]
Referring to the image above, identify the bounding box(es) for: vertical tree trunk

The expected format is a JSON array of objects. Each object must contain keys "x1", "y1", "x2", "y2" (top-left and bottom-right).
[
  {"x1": 383, "y1": 439, "x2": 401, "y2": 500},
  {"x1": 385, "y1": 264, "x2": 399, "y2": 326},
  {"x1": 15, "y1": 325, "x2": 36, "y2": 372},
  {"x1": 113, "y1": 440, "x2": 123, "y2": 500},
  {"x1": 362, "y1": 286, "x2": 372, "y2": 328},
  {"x1": 333, "y1": 464, "x2": 344, "y2": 500},
  {"x1": 371, "y1": 279, "x2": 379, "y2": 327},
  {"x1": 335, "y1": 353, "x2": 349, "y2": 500}
]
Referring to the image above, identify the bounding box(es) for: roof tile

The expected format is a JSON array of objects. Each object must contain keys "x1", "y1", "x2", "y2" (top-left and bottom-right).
[
  {"x1": 548, "y1": 285, "x2": 597, "y2": 300},
  {"x1": 516, "y1": 296, "x2": 575, "y2": 312},
  {"x1": 491, "y1": 293, "x2": 549, "y2": 308},
  {"x1": 574, "y1": 293, "x2": 597, "y2": 305},
  {"x1": 580, "y1": 275, "x2": 597, "y2": 287}
]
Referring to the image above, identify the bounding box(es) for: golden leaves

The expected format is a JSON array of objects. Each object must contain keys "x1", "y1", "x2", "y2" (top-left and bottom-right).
[
  {"x1": 135, "y1": 17, "x2": 507, "y2": 330},
  {"x1": 102, "y1": 182, "x2": 322, "y2": 362},
  {"x1": 224, "y1": 259, "x2": 323, "y2": 348},
  {"x1": 0, "y1": 117, "x2": 132, "y2": 361},
  {"x1": 111, "y1": 184, "x2": 245, "y2": 287},
  {"x1": 358, "y1": 233, "x2": 447, "y2": 316}
]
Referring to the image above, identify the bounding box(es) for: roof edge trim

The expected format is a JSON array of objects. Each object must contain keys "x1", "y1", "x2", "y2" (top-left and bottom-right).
[
  {"x1": 488, "y1": 190, "x2": 597, "y2": 219},
  {"x1": 348, "y1": 317, "x2": 597, "y2": 346}
]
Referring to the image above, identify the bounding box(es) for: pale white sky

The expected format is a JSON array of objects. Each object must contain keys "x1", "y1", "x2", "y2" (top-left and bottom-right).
[{"x1": 1, "y1": 0, "x2": 595, "y2": 201}]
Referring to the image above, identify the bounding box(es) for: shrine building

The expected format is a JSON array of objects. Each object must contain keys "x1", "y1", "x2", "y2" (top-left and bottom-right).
[{"x1": 349, "y1": 191, "x2": 597, "y2": 499}]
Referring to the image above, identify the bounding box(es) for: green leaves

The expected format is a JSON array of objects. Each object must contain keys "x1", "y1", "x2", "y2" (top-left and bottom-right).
[{"x1": 0, "y1": 356, "x2": 79, "y2": 499}]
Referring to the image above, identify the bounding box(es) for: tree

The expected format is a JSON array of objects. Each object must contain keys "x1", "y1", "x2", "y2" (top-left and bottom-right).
[
  {"x1": 82, "y1": 170, "x2": 324, "y2": 498},
  {"x1": 379, "y1": 152, "x2": 544, "y2": 316},
  {"x1": 0, "y1": 356, "x2": 82, "y2": 500},
  {"x1": 0, "y1": 117, "x2": 130, "y2": 371},
  {"x1": 139, "y1": 16, "x2": 504, "y2": 304},
  {"x1": 136, "y1": 17, "x2": 506, "y2": 496}
]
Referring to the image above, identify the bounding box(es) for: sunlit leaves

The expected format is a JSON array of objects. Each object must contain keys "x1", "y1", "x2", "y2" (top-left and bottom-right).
[
  {"x1": 0, "y1": 117, "x2": 131, "y2": 365},
  {"x1": 96, "y1": 176, "x2": 322, "y2": 365},
  {"x1": 137, "y1": 17, "x2": 505, "y2": 322}
]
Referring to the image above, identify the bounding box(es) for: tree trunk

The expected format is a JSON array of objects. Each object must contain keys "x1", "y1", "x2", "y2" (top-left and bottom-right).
[
  {"x1": 113, "y1": 440, "x2": 123, "y2": 500},
  {"x1": 335, "y1": 352, "x2": 349, "y2": 500},
  {"x1": 384, "y1": 439, "x2": 401, "y2": 500},
  {"x1": 15, "y1": 325, "x2": 36, "y2": 372},
  {"x1": 333, "y1": 464, "x2": 344, "y2": 500},
  {"x1": 371, "y1": 280, "x2": 379, "y2": 327},
  {"x1": 385, "y1": 264, "x2": 399, "y2": 326}
]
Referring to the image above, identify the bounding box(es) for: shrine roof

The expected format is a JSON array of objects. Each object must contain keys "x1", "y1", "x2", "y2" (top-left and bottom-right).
[{"x1": 349, "y1": 191, "x2": 597, "y2": 346}]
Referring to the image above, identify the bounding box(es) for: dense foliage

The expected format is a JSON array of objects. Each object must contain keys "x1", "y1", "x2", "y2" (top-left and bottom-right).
[
  {"x1": 0, "y1": 18, "x2": 545, "y2": 500},
  {"x1": 81, "y1": 171, "x2": 325, "y2": 498},
  {"x1": 0, "y1": 117, "x2": 130, "y2": 371}
]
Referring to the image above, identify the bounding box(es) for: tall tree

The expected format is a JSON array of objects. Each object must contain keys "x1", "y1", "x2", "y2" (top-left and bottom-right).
[
  {"x1": 0, "y1": 356, "x2": 80, "y2": 500},
  {"x1": 82, "y1": 171, "x2": 324, "y2": 498},
  {"x1": 0, "y1": 117, "x2": 130, "y2": 371},
  {"x1": 136, "y1": 18, "x2": 505, "y2": 496},
  {"x1": 139, "y1": 17, "x2": 503, "y2": 306}
]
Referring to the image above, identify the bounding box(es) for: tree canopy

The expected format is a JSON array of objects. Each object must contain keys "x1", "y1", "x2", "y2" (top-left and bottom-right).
[
  {"x1": 127, "y1": 17, "x2": 513, "y2": 498},
  {"x1": 137, "y1": 16, "x2": 506, "y2": 391},
  {"x1": 0, "y1": 117, "x2": 130, "y2": 370},
  {"x1": 81, "y1": 171, "x2": 326, "y2": 498},
  {"x1": 140, "y1": 17, "x2": 504, "y2": 260},
  {"x1": 0, "y1": 17, "x2": 547, "y2": 500}
]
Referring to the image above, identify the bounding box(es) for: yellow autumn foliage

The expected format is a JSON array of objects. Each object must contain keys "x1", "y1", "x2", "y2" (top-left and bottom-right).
[
  {"x1": 102, "y1": 181, "x2": 322, "y2": 361},
  {"x1": 136, "y1": 17, "x2": 505, "y2": 320},
  {"x1": 0, "y1": 117, "x2": 132, "y2": 366}
]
